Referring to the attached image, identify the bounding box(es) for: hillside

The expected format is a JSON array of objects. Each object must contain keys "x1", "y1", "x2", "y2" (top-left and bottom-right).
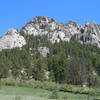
[{"x1": 0, "y1": 16, "x2": 100, "y2": 87}]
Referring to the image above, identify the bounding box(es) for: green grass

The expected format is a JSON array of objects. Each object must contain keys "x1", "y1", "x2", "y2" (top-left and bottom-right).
[
  {"x1": 0, "y1": 86, "x2": 100, "y2": 100},
  {"x1": 0, "y1": 86, "x2": 51, "y2": 100}
]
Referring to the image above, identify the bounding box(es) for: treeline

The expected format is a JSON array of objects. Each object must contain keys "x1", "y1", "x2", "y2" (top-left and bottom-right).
[{"x1": 0, "y1": 34, "x2": 100, "y2": 86}]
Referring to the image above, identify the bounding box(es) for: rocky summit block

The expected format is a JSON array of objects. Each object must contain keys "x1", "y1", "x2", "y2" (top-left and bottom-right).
[{"x1": 22, "y1": 16, "x2": 80, "y2": 43}]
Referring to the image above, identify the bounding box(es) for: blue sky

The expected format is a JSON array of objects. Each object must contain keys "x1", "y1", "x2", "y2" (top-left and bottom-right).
[{"x1": 0, "y1": 0, "x2": 100, "y2": 36}]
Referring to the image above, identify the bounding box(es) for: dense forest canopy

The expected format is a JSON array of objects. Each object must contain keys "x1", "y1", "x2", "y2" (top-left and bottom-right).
[{"x1": 0, "y1": 33, "x2": 100, "y2": 86}]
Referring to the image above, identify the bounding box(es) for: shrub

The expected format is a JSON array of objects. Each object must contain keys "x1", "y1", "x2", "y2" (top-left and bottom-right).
[
  {"x1": 49, "y1": 90, "x2": 59, "y2": 99},
  {"x1": 0, "y1": 79, "x2": 98, "y2": 94}
]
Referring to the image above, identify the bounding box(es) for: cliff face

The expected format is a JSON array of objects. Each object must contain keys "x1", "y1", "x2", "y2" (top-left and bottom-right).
[
  {"x1": 0, "y1": 16, "x2": 100, "y2": 50},
  {"x1": 0, "y1": 29, "x2": 26, "y2": 51},
  {"x1": 22, "y1": 16, "x2": 100, "y2": 47},
  {"x1": 22, "y1": 16, "x2": 80, "y2": 43},
  {"x1": 72, "y1": 22, "x2": 100, "y2": 47}
]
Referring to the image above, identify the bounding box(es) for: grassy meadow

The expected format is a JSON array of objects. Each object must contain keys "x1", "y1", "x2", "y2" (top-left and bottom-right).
[{"x1": 0, "y1": 85, "x2": 100, "y2": 100}]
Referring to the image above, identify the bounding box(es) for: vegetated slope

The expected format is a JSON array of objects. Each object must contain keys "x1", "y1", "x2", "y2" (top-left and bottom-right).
[{"x1": 0, "y1": 16, "x2": 100, "y2": 86}]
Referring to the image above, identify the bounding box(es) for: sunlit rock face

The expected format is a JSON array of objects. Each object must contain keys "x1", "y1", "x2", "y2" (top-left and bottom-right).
[
  {"x1": 1, "y1": 16, "x2": 100, "y2": 51},
  {"x1": 22, "y1": 16, "x2": 80, "y2": 43},
  {"x1": 22, "y1": 16, "x2": 100, "y2": 47},
  {"x1": 0, "y1": 29, "x2": 26, "y2": 51}
]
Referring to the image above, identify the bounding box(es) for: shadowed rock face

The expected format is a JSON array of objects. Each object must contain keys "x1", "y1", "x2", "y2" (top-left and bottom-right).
[
  {"x1": 72, "y1": 22, "x2": 100, "y2": 47},
  {"x1": 0, "y1": 16, "x2": 100, "y2": 51}
]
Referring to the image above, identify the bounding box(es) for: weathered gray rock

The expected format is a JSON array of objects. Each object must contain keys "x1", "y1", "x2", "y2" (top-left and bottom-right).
[
  {"x1": 22, "y1": 16, "x2": 80, "y2": 43},
  {"x1": 72, "y1": 22, "x2": 100, "y2": 47},
  {"x1": 0, "y1": 29, "x2": 26, "y2": 51},
  {"x1": 22, "y1": 16, "x2": 100, "y2": 47},
  {"x1": 38, "y1": 47, "x2": 49, "y2": 57},
  {"x1": 1, "y1": 16, "x2": 100, "y2": 51}
]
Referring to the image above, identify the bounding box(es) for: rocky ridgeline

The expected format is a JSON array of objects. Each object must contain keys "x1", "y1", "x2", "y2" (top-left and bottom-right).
[
  {"x1": 22, "y1": 16, "x2": 80, "y2": 43},
  {"x1": 0, "y1": 16, "x2": 100, "y2": 51}
]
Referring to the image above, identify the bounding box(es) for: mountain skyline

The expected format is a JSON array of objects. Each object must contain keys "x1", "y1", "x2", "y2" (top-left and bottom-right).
[
  {"x1": 0, "y1": 0, "x2": 100, "y2": 36},
  {"x1": 0, "y1": 16, "x2": 100, "y2": 52}
]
